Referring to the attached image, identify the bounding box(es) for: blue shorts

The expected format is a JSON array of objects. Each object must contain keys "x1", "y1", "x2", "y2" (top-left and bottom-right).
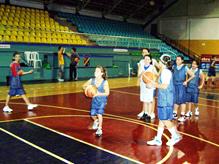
[
  {"x1": 208, "y1": 67, "x2": 216, "y2": 77},
  {"x1": 9, "y1": 88, "x2": 25, "y2": 96},
  {"x1": 186, "y1": 92, "x2": 199, "y2": 103},
  {"x1": 158, "y1": 106, "x2": 173, "y2": 120},
  {"x1": 90, "y1": 108, "x2": 105, "y2": 116},
  {"x1": 174, "y1": 84, "x2": 186, "y2": 105}
]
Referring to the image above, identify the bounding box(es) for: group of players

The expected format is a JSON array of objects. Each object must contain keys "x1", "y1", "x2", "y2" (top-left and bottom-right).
[{"x1": 2, "y1": 49, "x2": 216, "y2": 146}]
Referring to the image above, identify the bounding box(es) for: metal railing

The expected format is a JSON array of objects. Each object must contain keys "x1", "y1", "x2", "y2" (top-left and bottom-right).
[{"x1": 156, "y1": 33, "x2": 200, "y2": 61}]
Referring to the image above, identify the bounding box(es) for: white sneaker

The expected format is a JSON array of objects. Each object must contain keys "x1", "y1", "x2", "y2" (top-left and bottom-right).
[
  {"x1": 58, "y1": 78, "x2": 64, "y2": 82},
  {"x1": 195, "y1": 108, "x2": 199, "y2": 116},
  {"x1": 137, "y1": 111, "x2": 144, "y2": 118},
  {"x1": 147, "y1": 136, "x2": 162, "y2": 146},
  {"x1": 3, "y1": 106, "x2": 13, "y2": 113},
  {"x1": 28, "y1": 104, "x2": 38, "y2": 110},
  {"x1": 166, "y1": 134, "x2": 182, "y2": 146},
  {"x1": 185, "y1": 111, "x2": 192, "y2": 117},
  {"x1": 178, "y1": 116, "x2": 186, "y2": 122},
  {"x1": 92, "y1": 120, "x2": 99, "y2": 130},
  {"x1": 96, "y1": 128, "x2": 102, "y2": 136},
  {"x1": 150, "y1": 113, "x2": 155, "y2": 120}
]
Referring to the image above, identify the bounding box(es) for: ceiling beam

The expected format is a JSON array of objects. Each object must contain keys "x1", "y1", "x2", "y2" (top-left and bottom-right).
[
  {"x1": 103, "y1": 0, "x2": 123, "y2": 15},
  {"x1": 126, "y1": 1, "x2": 149, "y2": 19},
  {"x1": 77, "y1": 0, "x2": 91, "y2": 12}
]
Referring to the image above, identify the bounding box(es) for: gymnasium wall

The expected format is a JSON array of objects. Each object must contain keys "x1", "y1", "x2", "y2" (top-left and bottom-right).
[
  {"x1": 0, "y1": 44, "x2": 142, "y2": 83},
  {"x1": 157, "y1": 0, "x2": 219, "y2": 56}
]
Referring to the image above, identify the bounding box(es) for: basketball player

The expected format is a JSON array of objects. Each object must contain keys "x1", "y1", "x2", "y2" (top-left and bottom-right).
[
  {"x1": 3, "y1": 52, "x2": 38, "y2": 112},
  {"x1": 185, "y1": 60, "x2": 205, "y2": 117},
  {"x1": 83, "y1": 66, "x2": 109, "y2": 136},
  {"x1": 147, "y1": 54, "x2": 182, "y2": 146},
  {"x1": 172, "y1": 56, "x2": 194, "y2": 122}
]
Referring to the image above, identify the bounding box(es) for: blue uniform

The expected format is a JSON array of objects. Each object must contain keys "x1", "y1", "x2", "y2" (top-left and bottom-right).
[
  {"x1": 157, "y1": 69, "x2": 174, "y2": 120},
  {"x1": 186, "y1": 69, "x2": 200, "y2": 103},
  {"x1": 208, "y1": 60, "x2": 216, "y2": 77},
  {"x1": 173, "y1": 65, "x2": 187, "y2": 105},
  {"x1": 90, "y1": 78, "x2": 108, "y2": 116}
]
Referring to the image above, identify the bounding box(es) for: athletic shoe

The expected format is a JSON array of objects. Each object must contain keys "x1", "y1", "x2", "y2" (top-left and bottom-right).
[
  {"x1": 185, "y1": 111, "x2": 192, "y2": 117},
  {"x1": 28, "y1": 104, "x2": 38, "y2": 110},
  {"x1": 166, "y1": 134, "x2": 182, "y2": 146},
  {"x1": 178, "y1": 115, "x2": 186, "y2": 122},
  {"x1": 145, "y1": 115, "x2": 151, "y2": 123},
  {"x1": 140, "y1": 113, "x2": 148, "y2": 120},
  {"x1": 58, "y1": 78, "x2": 64, "y2": 82},
  {"x1": 173, "y1": 112, "x2": 177, "y2": 119},
  {"x1": 92, "y1": 120, "x2": 99, "y2": 130},
  {"x1": 3, "y1": 106, "x2": 13, "y2": 113},
  {"x1": 195, "y1": 108, "x2": 199, "y2": 116},
  {"x1": 150, "y1": 113, "x2": 155, "y2": 120},
  {"x1": 137, "y1": 111, "x2": 144, "y2": 119},
  {"x1": 147, "y1": 136, "x2": 162, "y2": 146},
  {"x1": 96, "y1": 128, "x2": 102, "y2": 137}
]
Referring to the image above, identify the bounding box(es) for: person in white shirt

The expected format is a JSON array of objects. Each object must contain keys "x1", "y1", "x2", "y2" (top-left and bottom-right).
[{"x1": 137, "y1": 51, "x2": 157, "y2": 122}]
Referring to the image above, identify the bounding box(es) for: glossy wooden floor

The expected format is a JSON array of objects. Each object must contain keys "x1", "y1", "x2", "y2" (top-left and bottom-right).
[{"x1": 0, "y1": 77, "x2": 218, "y2": 163}]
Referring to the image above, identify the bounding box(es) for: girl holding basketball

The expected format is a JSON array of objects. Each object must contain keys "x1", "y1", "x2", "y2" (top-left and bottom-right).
[
  {"x1": 138, "y1": 55, "x2": 157, "y2": 122},
  {"x1": 83, "y1": 66, "x2": 109, "y2": 136},
  {"x1": 147, "y1": 54, "x2": 182, "y2": 146}
]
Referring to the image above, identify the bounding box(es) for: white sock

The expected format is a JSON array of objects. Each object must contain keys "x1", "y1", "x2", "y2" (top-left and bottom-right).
[
  {"x1": 156, "y1": 127, "x2": 164, "y2": 141},
  {"x1": 168, "y1": 127, "x2": 178, "y2": 138}
]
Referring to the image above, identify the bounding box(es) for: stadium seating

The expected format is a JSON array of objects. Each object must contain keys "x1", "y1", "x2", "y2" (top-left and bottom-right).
[{"x1": 0, "y1": 4, "x2": 89, "y2": 45}]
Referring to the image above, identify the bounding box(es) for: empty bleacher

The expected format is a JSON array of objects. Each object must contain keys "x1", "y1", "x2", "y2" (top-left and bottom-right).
[{"x1": 0, "y1": 4, "x2": 89, "y2": 45}]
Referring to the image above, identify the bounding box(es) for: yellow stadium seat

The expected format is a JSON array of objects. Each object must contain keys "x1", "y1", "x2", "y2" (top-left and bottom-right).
[
  {"x1": 4, "y1": 35, "x2": 10, "y2": 42},
  {"x1": 14, "y1": 21, "x2": 19, "y2": 26},
  {"x1": 41, "y1": 37, "x2": 47, "y2": 43},
  {"x1": 18, "y1": 31, "x2": 24, "y2": 36},
  {"x1": 11, "y1": 35, "x2": 17, "y2": 42},
  {"x1": 57, "y1": 38, "x2": 63, "y2": 44},
  {"x1": 30, "y1": 36, "x2": 35, "y2": 43},
  {"x1": 35, "y1": 37, "x2": 41, "y2": 43},
  {"x1": 23, "y1": 36, "x2": 29, "y2": 42},
  {"x1": 5, "y1": 30, "x2": 11, "y2": 35},
  {"x1": 1, "y1": 19, "x2": 7, "y2": 25},
  {"x1": 0, "y1": 29, "x2": 4, "y2": 35},
  {"x1": 12, "y1": 30, "x2": 18, "y2": 36},
  {"x1": 0, "y1": 35, "x2": 2, "y2": 41},
  {"x1": 24, "y1": 31, "x2": 30, "y2": 36},
  {"x1": 8, "y1": 20, "x2": 13, "y2": 26},
  {"x1": 62, "y1": 39, "x2": 68, "y2": 44},
  {"x1": 52, "y1": 38, "x2": 58, "y2": 44},
  {"x1": 17, "y1": 36, "x2": 23, "y2": 42}
]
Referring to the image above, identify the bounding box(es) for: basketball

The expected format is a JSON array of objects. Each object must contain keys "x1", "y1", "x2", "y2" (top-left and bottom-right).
[
  {"x1": 74, "y1": 57, "x2": 79, "y2": 63},
  {"x1": 85, "y1": 85, "x2": 97, "y2": 98},
  {"x1": 142, "y1": 71, "x2": 155, "y2": 84}
]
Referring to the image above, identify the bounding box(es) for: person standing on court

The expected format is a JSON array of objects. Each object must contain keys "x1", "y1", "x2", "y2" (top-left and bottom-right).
[
  {"x1": 172, "y1": 56, "x2": 194, "y2": 122},
  {"x1": 57, "y1": 46, "x2": 65, "y2": 82},
  {"x1": 205, "y1": 56, "x2": 216, "y2": 87},
  {"x1": 147, "y1": 54, "x2": 182, "y2": 146},
  {"x1": 69, "y1": 47, "x2": 80, "y2": 81},
  {"x1": 137, "y1": 48, "x2": 158, "y2": 121},
  {"x1": 3, "y1": 52, "x2": 38, "y2": 112}
]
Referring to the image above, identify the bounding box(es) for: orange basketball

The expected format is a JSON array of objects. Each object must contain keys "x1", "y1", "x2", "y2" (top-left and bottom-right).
[
  {"x1": 142, "y1": 71, "x2": 155, "y2": 84},
  {"x1": 85, "y1": 85, "x2": 97, "y2": 98},
  {"x1": 74, "y1": 57, "x2": 79, "y2": 63}
]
